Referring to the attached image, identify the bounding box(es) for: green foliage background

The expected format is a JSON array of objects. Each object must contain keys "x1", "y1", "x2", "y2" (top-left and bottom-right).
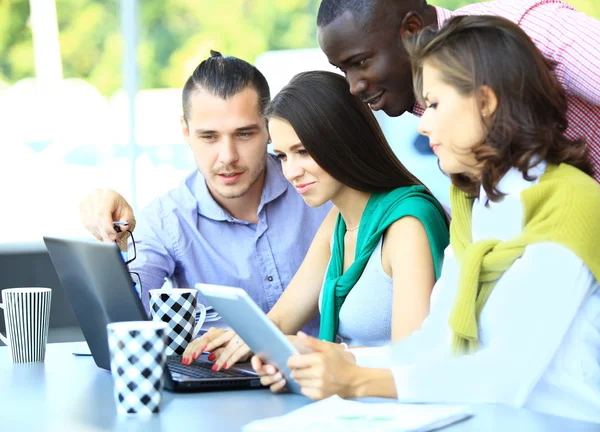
[{"x1": 0, "y1": 0, "x2": 598, "y2": 95}]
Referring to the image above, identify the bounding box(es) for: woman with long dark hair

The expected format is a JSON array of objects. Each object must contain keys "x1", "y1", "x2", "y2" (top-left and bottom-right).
[
  {"x1": 252, "y1": 16, "x2": 600, "y2": 422},
  {"x1": 183, "y1": 70, "x2": 449, "y2": 367}
]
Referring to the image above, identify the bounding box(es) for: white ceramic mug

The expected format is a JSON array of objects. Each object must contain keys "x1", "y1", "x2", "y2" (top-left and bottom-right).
[
  {"x1": 149, "y1": 288, "x2": 206, "y2": 356},
  {"x1": 0, "y1": 287, "x2": 52, "y2": 363}
]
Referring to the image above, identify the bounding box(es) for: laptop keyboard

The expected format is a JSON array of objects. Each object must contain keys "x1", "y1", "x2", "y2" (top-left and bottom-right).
[{"x1": 166, "y1": 355, "x2": 253, "y2": 379}]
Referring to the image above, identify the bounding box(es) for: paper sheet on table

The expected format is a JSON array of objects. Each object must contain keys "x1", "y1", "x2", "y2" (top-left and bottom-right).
[{"x1": 243, "y1": 395, "x2": 472, "y2": 432}]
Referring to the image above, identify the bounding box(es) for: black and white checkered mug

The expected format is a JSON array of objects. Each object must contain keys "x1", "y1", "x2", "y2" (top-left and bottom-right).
[
  {"x1": 107, "y1": 321, "x2": 168, "y2": 415},
  {"x1": 149, "y1": 288, "x2": 206, "y2": 356}
]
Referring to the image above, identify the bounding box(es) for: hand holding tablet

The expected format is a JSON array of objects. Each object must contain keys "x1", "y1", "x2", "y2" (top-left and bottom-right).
[{"x1": 195, "y1": 283, "x2": 302, "y2": 393}]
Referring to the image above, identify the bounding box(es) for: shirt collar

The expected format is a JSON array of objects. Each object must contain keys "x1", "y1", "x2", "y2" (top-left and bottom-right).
[
  {"x1": 410, "y1": 6, "x2": 452, "y2": 118},
  {"x1": 258, "y1": 153, "x2": 289, "y2": 212},
  {"x1": 194, "y1": 154, "x2": 289, "y2": 222},
  {"x1": 478, "y1": 161, "x2": 547, "y2": 205},
  {"x1": 434, "y1": 6, "x2": 454, "y2": 28}
]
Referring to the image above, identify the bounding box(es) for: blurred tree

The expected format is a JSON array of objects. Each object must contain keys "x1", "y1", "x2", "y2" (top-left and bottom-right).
[
  {"x1": 0, "y1": 0, "x2": 34, "y2": 83},
  {"x1": 56, "y1": 0, "x2": 121, "y2": 93},
  {"x1": 435, "y1": 0, "x2": 472, "y2": 10},
  {"x1": 0, "y1": 0, "x2": 597, "y2": 95},
  {"x1": 140, "y1": 0, "x2": 320, "y2": 89}
]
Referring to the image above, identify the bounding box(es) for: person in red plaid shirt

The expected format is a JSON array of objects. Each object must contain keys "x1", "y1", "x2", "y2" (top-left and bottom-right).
[{"x1": 317, "y1": 0, "x2": 600, "y2": 181}]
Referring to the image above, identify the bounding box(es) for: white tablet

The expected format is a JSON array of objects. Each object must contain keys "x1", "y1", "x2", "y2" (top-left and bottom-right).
[{"x1": 195, "y1": 283, "x2": 301, "y2": 394}]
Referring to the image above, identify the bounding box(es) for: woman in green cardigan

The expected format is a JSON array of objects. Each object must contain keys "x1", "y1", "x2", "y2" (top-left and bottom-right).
[
  {"x1": 251, "y1": 16, "x2": 600, "y2": 423},
  {"x1": 182, "y1": 70, "x2": 449, "y2": 368}
]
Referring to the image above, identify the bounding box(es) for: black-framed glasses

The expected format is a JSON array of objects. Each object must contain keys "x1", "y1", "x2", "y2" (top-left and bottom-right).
[
  {"x1": 125, "y1": 230, "x2": 143, "y2": 298},
  {"x1": 115, "y1": 225, "x2": 143, "y2": 298}
]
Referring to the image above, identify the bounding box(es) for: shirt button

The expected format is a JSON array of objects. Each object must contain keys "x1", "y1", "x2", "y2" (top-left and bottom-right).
[{"x1": 267, "y1": 276, "x2": 273, "y2": 282}]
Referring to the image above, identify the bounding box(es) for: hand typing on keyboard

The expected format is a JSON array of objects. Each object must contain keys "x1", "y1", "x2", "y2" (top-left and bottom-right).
[
  {"x1": 168, "y1": 356, "x2": 252, "y2": 378},
  {"x1": 182, "y1": 328, "x2": 252, "y2": 372}
]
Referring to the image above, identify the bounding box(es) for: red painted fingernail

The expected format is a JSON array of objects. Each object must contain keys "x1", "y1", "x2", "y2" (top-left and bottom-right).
[
  {"x1": 224, "y1": 363, "x2": 228, "y2": 369},
  {"x1": 192, "y1": 351, "x2": 199, "y2": 360},
  {"x1": 201, "y1": 345, "x2": 207, "y2": 352},
  {"x1": 181, "y1": 358, "x2": 188, "y2": 365},
  {"x1": 208, "y1": 353, "x2": 216, "y2": 361},
  {"x1": 211, "y1": 364, "x2": 218, "y2": 372}
]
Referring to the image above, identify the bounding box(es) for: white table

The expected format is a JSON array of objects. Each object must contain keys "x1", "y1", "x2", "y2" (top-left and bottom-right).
[{"x1": 1, "y1": 342, "x2": 599, "y2": 432}]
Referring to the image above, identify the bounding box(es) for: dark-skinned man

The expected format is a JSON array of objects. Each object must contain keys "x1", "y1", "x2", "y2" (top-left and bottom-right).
[{"x1": 316, "y1": 0, "x2": 600, "y2": 181}]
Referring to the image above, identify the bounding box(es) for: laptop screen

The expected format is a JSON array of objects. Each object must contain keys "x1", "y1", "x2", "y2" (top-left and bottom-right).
[{"x1": 44, "y1": 237, "x2": 148, "y2": 370}]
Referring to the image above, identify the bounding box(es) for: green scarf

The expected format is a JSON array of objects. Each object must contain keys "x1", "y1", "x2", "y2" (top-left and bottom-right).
[
  {"x1": 319, "y1": 186, "x2": 449, "y2": 342},
  {"x1": 449, "y1": 164, "x2": 600, "y2": 354}
]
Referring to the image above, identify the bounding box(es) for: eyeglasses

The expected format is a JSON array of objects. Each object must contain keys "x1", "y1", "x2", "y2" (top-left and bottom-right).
[
  {"x1": 115, "y1": 226, "x2": 143, "y2": 299},
  {"x1": 125, "y1": 230, "x2": 143, "y2": 299}
]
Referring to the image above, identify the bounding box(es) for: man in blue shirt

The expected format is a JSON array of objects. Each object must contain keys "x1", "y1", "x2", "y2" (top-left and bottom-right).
[{"x1": 79, "y1": 51, "x2": 331, "y2": 337}]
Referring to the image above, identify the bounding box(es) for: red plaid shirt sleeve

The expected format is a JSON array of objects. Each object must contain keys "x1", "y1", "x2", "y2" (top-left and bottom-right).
[{"x1": 520, "y1": 3, "x2": 600, "y2": 105}]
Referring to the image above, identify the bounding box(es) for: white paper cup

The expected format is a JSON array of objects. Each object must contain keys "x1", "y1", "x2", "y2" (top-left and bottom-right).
[{"x1": 107, "y1": 321, "x2": 168, "y2": 415}]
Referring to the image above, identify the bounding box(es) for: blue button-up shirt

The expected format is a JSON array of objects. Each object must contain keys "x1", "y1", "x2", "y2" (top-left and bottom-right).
[{"x1": 132, "y1": 154, "x2": 331, "y2": 336}]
